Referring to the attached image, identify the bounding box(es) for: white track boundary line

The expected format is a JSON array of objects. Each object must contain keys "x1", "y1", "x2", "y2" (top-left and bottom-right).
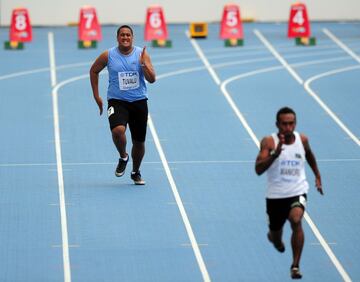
[
  {"x1": 49, "y1": 70, "x2": 211, "y2": 282},
  {"x1": 254, "y1": 29, "x2": 303, "y2": 84},
  {"x1": 254, "y1": 29, "x2": 352, "y2": 282},
  {"x1": 304, "y1": 65, "x2": 360, "y2": 147},
  {"x1": 186, "y1": 30, "x2": 221, "y2": 85},
  {"x1": 255, "y1": 29, "x2": 359, "y2": 151},
  {"x1": 189, "y1": 29, "x2": 352, "y2": 282},
  {"x1": 48, "y1": 32, "x2": 71, "y2": 282},
  {"x1": 148, "y1": 115, "x2": 211, "y2": 282},
  {"x1": 323, "y1": 28, "x2": 360, "y2": 63},
  {"x1": 1, "y1": 157, "x2": 360, "y2": 168},
  {"x1": 4, "y1": 31, "x2": 355, "y2": 282}
]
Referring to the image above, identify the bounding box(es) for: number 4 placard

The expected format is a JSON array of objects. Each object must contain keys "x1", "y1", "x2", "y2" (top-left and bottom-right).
[
  {"x1": 288, "y1": 3, "x2": 310, "y2": 38},
  {"x1": 9, "y1": 8, "x2": 32, "y2": 42}
]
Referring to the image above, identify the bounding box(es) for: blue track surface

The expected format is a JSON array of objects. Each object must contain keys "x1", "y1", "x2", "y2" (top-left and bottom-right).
[{"x1": 1, "y1": 22, "x2": 360, "y2": 281}]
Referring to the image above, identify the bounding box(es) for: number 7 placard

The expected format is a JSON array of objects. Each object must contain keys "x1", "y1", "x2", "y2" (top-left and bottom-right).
[{"x1": 78, "y1": 6, "x2": 102, "y2": 42}]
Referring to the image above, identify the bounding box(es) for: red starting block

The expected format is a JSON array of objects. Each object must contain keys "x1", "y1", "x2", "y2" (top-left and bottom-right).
[
  {"x1": 145, "y1": 5, "x2": 172, "y2": 47},
  {"x1": 220, "y1": 4, "x2": 244, "y2": 47},
  {"x1": 78, "y1": 6, "x2": 102, "y2": 49},
  {"x1": 4, "y1": 7, "x2": 32, "y2": 50}
]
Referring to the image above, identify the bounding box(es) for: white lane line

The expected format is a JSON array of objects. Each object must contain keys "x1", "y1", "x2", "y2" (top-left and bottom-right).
[
  {"x1": 49, "y1": 70, "x2": 211, "y2": 282},
  {"x1": 220, "y1": 66, "x2": 283, "y2": 148},
  {"x1": 189, "y1": 30, "x2": 352, "y2": 282},
  {"x1": 1, "y1": 157, "x2": 360, "y2": 167},
  {"x1": 2, "y1": 31, "x2": 355, "y2": 282},
  {"x1": 304, "y1": 65, "x2": 360, "y2": 147},
  {"x1": 291, "y1": 56, "x2": 352, "y2": 68},
  {"x1": 48, "y1": 32, "x2": 72, "y2": 282},
  {"x1": 0, "y1": 62, "x2": 90, "y2": 81},
  {"x1": 48, "y1": 33, "x2": 57, "y2": 86},
  {"x1": 255, "y1": 29, "x2": 360, "y2": 150},
  {"x1": 254, "y1": 29, "x2": 304, "y2": 84},
  {"x1": 0, "y1": 50, "x2": 352, "y2": 83},
  {"x1": 323, "y1": 28, "x2": 360, "y2": 64},
  {"x1": 186, "y1": 30, "x2": 221, "y2": 85},
  {"x1": 6, "y1": 45, "x2": 355, "y2": 281},
  {"x1": 304, "y1": 214, "x2": 351, "y2": 282},
  {"x1": 148, "y1": 115, "x2": 211, "y2": 282},
  {"x1": 0, "y1": 67, "x2": 50, "y2": 80}
]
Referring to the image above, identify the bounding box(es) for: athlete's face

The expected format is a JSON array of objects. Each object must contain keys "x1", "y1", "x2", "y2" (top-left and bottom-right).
[
  {"x1": 276, "y1": 113, "x2": 296, "y2": 138},
  {"x1": 117, "y1": 28, "x2": 133, "y2": 49}
]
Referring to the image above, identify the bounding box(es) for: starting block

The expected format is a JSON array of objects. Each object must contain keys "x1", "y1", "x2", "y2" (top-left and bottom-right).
[
  {"x1": 189, "y1": 22, "x2": 208, "y2": 38},
  {"x1": 295, "y1": 37, "x2": 316, "y2": 46},
  {"x1": 225, "y1": 38, "x2": 244, "y2": 47},
  {"x1": 78, "y1": 40, "x2": 97, "y2": 49},
  {"x1": 4, "y1": 41, "x2": 24, "y2": 50},
  {"x1": 151, "y1": 39, "x2": 172, "y2": 47}
]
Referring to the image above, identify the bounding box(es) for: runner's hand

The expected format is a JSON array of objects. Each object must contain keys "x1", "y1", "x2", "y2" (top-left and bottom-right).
[
  {"x1": 140, "y1": 46, "x2": 147, "y2": 67},
  {"x1": 95, "y1": 96, "x2": 103, "y2": 115},
  {"x1": 316, "y1": 177, "x2": 323, "y2": 195}
]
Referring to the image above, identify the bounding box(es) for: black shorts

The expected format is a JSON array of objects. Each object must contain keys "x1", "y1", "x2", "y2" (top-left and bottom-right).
[
  {"x1": 107, "y1": 98, "x2": 148, "y2": 142},
  {"x1": 266, "y1": 194, "x2": 307, "y2": 231}
]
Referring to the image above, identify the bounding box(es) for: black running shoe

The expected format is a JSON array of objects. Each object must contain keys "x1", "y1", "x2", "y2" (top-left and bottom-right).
[
  {"x1": 291, "y1": 266, "x2": 302, "y2": 279},
  {"x1": 115, "y1": 155, "x2": 128, "y2": 177},
  {"x1": 131, "y1": 171, "x2": 145, "y2": 185},
  {"x1": 267, "y1": 232, "x2": 285, "y2": 253}
]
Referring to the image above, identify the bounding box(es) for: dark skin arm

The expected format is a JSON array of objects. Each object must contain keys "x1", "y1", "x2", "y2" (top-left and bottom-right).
[
  {"x1": 140, "y1": 46, "x2": 156, "y2": 83},
  {"x1": 255, "y1": 133, "x2": 324, "y2": 195},
  {"x1": 89, "y1": 47, "x2": 155, "y2": 115},
  {"x1": 255, "y1": 134, "x2": 285, "y2": 175},
  {"x1": 89, "y1": 51, "x2": 108, "y2": 115},
  {"x1": 301, "y1": 134, "x2": 323, "y2": 195}
]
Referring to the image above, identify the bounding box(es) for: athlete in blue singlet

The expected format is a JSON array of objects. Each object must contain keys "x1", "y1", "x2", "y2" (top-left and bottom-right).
[{"x1": 90, "y1": 25, "x2": 156, "y2": 185}]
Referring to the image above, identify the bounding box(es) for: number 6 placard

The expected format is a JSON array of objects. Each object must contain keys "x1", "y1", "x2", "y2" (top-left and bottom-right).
[{"x1": 144, "y1": 5, "x2": 169, "y2": 41}]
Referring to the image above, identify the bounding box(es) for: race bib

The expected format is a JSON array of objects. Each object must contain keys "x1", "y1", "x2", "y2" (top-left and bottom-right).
[
  {"x1": 279, "y1": 159, "x2": 301, "y2": 182},
  {"x1": 118, "y1": 71, "x2": 139, "y2": 90},
  {"x1": 108, "y1": 106, "x2": 114, "y2": 117}
]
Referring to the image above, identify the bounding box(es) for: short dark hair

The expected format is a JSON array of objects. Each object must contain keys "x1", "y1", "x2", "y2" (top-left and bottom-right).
[
  {"x1": 117, "y1": 25, "x2": 133, "y2": 37},
  {"x1": 276, "y1": 107, "x2": 296, "y2": 122}
]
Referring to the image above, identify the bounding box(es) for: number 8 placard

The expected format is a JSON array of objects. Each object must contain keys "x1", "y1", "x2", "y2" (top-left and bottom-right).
[{"x1": 10, "y1": 8, "x2": 32, "y2": 42}]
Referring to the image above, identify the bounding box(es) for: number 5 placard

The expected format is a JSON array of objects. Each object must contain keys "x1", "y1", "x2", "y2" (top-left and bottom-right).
[{"x1": 220, "y1": 4, "x2": 243, "y2": 40}]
